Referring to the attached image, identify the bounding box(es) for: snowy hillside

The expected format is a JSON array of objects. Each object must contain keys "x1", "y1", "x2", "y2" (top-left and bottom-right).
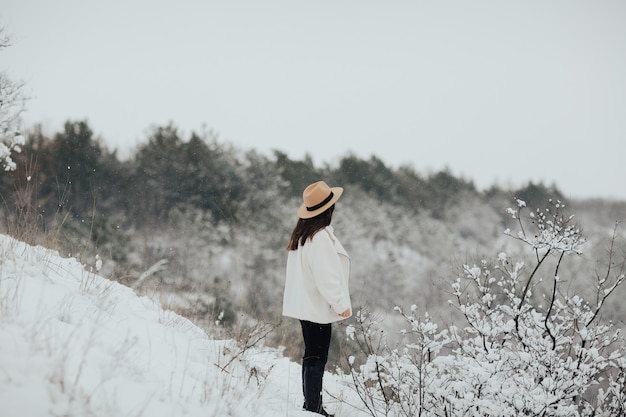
[{"x1": 0, "y1": 234, "x2": 365, "y2": 417}]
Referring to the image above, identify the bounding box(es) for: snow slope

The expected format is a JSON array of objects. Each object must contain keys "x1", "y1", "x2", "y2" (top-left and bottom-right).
[{"x1": 0, "y1": 234, "x2": 365, "y2": 417}]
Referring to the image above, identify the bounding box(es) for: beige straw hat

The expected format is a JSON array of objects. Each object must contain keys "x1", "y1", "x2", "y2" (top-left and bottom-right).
[{"x1": 297, "y1": 181, "x2": 344, "y2": 219}]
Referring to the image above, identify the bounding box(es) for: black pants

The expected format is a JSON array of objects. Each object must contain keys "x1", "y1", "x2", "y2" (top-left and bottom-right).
[
  {"x1": 300, "y1": 320, "x2": 332, "y2": 366},
  {"x1": 300, "y1": 320, "x2": 332, "y2": 413}
]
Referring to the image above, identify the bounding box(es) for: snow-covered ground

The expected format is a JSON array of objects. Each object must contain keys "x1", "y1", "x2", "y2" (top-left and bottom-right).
[{"x1": 0, "y1": 234, "x2": 367, "y2": 417}]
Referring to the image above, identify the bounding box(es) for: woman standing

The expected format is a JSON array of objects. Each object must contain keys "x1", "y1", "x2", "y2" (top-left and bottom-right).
[{"x1": 283, "y1": 181, "x2": 352, "y2": 417}]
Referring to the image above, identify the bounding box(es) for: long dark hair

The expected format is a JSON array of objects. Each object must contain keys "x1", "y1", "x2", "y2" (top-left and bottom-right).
[{"x1": 286, "y1": 205, "x2": 335, "y2": 250}]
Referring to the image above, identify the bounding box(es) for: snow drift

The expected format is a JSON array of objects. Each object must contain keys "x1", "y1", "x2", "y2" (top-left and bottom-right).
[{"x1": 0, "y1": 234, "x2": 361, "y2": 417}]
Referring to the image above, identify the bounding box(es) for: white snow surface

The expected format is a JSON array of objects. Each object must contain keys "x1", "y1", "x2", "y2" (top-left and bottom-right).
[{"x1": 0, "y1": 234, "x2": 365, "y2": 417}]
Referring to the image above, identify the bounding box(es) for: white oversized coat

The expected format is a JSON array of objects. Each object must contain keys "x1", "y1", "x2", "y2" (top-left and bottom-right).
[{"x1": 283, "y1": 226, "x2": 352, "y2": 324}]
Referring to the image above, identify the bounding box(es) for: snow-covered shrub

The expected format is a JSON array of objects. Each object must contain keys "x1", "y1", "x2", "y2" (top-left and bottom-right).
[
  {"x1": 0, "y1": 29, "x2": 26, "y2": 172},
  {"x1": 347, "y1": 199, "x2": 626, "y2": 417}
]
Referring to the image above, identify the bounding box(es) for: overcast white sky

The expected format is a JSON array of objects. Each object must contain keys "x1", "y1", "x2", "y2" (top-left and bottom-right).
[{"x1": 2, "y1": 0, "x2": 626, "y2": 200}]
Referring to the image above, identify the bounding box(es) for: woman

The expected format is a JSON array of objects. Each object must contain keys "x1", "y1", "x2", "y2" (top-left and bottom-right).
[{"x1": 283, "y1": 180, "x2": 352, "y2": 417}]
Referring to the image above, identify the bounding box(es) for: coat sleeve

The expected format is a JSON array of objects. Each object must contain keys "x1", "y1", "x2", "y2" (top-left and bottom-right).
[{"x1": 307, "y1": 231, "x2": 351, "y2": 315}]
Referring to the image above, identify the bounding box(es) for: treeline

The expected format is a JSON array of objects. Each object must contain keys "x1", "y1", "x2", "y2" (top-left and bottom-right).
[
  {"x1": 5, "y1": 120, "x2": 624, "y2": 368},
  {"x1": 0, "y1": 120, "x2": 563, "y2": 258}
]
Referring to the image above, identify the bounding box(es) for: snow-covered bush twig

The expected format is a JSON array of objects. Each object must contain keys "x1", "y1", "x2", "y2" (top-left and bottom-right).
[{"x1": 0, "y1": 28, "x2": 27, "y2": 172}]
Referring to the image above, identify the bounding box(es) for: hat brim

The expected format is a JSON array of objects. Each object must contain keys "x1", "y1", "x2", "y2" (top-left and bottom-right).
[{"x1": 297, "y1": 187, "x2": 343, "y2": 219}]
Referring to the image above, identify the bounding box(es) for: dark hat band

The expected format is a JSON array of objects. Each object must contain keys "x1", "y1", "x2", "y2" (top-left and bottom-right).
[{"x1": 306, "y1": 192, "x2": 334, "y2": 212}]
